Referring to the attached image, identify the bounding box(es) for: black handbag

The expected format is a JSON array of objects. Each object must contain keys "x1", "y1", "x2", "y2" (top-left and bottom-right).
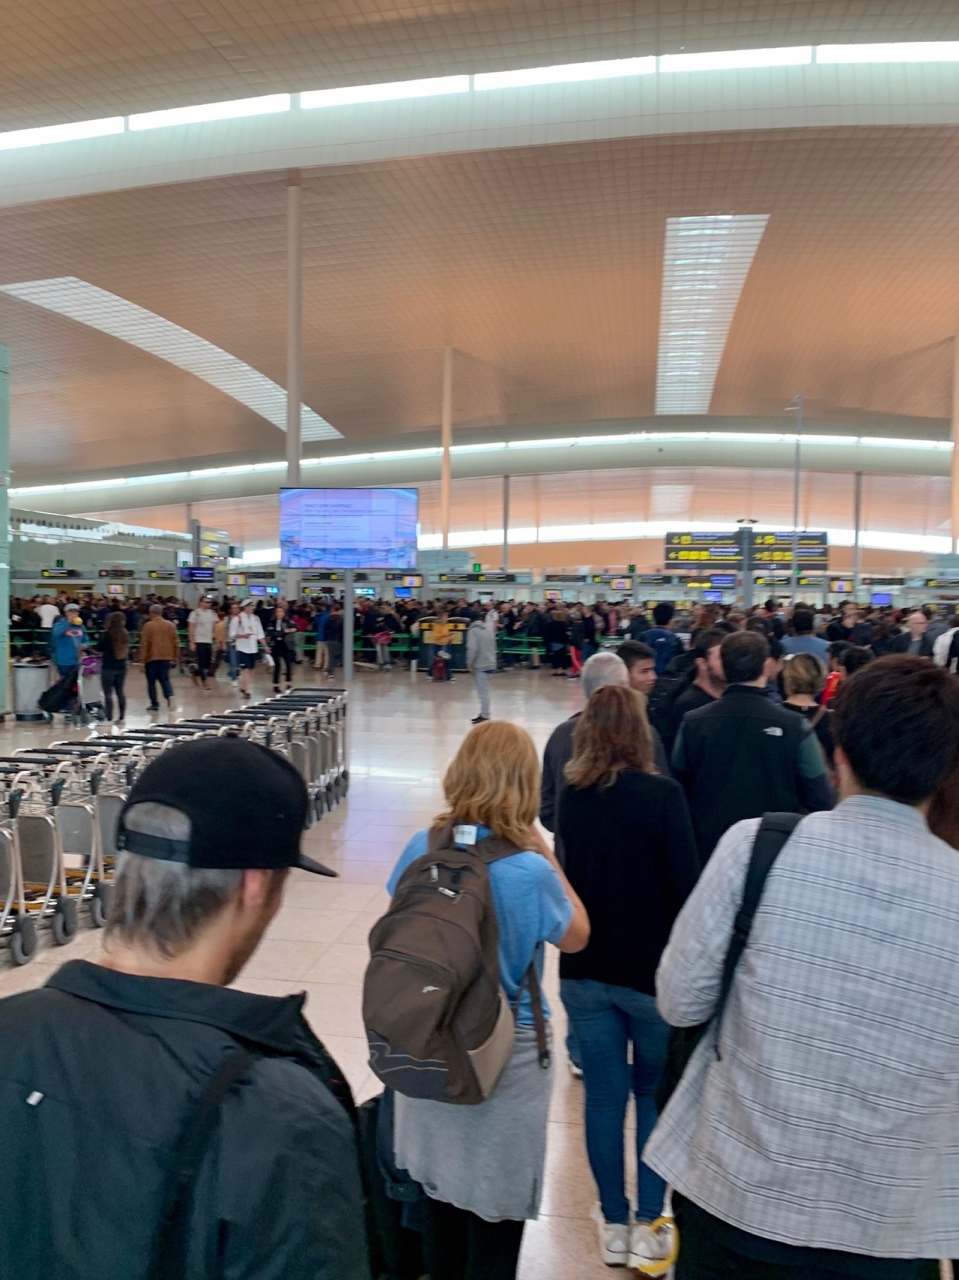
[{"x1": 654, "y1": 812, "x2": 801, "y2": 1112}]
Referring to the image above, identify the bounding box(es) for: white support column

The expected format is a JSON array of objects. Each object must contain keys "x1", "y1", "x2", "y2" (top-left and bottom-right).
[
  {"x1": 952, "y1": 338, "x2": 959, "y2": 554},
  {"x1": 502, "y1": 474, "x2": 510, "y2": 571},
  {"x1": 285, "y1": 170, "x2": 303, "y2": 601},
  {"x1": 852, "y1": 470, "x2": 863, "y2": 595},
  {"x1": 440, "y1": 346, "x2": 453, "y2": 550},
  {"x1": 343, "y1": 569, "x2": 354, "y2": 684}
]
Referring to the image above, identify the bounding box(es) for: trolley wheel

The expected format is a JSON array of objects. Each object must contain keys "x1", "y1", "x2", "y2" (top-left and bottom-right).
[
  {"x1": 340, "y1": 769, "x2": 349, "y2": 797},
  {"x1": 51, "y1": 898, "x2": 79, "y2": 945},
  {"x1": 10, "y1": 917, "x2": 37, "y2": 966},
  {"x1": 90, "y1": 884, "x2": 113, "y2": 928}
]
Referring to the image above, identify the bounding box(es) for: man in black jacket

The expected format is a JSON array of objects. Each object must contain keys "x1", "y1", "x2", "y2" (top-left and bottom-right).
[
  {"x1": 0, "y1": 738, "x2": 369, "y2": 1280},
  {"x1": 890, "y1": 609, "x2": 936, "y2": 658},
  {"x1": 672, "y1": 630, "x2": 834, "y2": 861}
]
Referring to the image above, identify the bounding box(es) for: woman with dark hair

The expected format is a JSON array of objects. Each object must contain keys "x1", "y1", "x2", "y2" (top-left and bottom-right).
[
  {"x1": 558, "y1": 684, "x2": 700, "y2": 1272},
  {"x1": 98, "y1": 610, "x2": 129, "y2": 722}
]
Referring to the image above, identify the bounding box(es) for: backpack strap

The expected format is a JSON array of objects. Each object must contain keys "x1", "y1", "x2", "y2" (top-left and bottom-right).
[
  {"x1": 519, "y1": 960, "x2": 551, "y2": 1070},
  {"x1": 713, "y1": 812, "x2": 801, "y2": 1060},
  {"x1": 147, "y1": 1048, "x2": 257, "y2": 1280},
  {"x1": 809, "y1": 705, "x2": 827, "y2": 728}
]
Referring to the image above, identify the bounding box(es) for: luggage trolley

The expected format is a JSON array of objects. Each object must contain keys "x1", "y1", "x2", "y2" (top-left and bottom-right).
[
  {"x1": 9, "y1": 763, "x2": 79, "y2": 946},
  {"x1": 275, "y1": 689, "x2": 350, "y2": 801},
  {"x1": 0, "y1": 767, "x2": 39, "y2": 964}
]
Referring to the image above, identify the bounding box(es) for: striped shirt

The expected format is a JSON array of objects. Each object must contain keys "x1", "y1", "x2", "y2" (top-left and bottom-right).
[{"x1": 644, "y1": 795, "x2": 959, "y2": 1259}]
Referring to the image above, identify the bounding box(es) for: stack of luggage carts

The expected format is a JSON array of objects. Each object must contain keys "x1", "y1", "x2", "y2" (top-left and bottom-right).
[{"x1": 0, "y1": 686, "x2": 348, "y2": 966}]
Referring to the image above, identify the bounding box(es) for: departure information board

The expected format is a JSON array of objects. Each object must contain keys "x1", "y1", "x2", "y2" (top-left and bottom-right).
[{"x1": 665, "y1": 531, "x2": 743, "y2": 566}]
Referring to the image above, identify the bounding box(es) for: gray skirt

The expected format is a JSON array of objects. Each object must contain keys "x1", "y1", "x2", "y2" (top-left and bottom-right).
[{"x1": 393, "y1": 1025, "x2": 554, "y2": 1223}]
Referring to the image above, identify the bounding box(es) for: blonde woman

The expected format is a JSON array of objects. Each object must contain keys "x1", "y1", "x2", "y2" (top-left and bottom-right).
[
  {"x1": 387, "y1": 721, "x2": 589, "y2": 1280},
  {"x1": 558, "y1": 685, "x2": 699, "y2": 1271}
]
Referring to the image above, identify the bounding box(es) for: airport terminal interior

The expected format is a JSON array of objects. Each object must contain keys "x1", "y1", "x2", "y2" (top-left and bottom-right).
[{"x1": 7, "y1": 1, "x2": 959, "y2": 1278}]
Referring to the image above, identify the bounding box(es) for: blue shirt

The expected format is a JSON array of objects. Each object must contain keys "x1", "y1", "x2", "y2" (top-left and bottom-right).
[
  {"x1": 51, "y1": 617, "x2": 87, "y2": 669},
  {"x1": 644, "y1": 626, "x2": 681, "y2": 675},
  {"x1": 781, "y1": 634, "x2": 829, "y2": 661},
  {"x1": 388, "y1": 827, "x2": 573, "y2": 1026},
  {"x1": 315, "y1": 609, "x2": 329, "y2": 640}
]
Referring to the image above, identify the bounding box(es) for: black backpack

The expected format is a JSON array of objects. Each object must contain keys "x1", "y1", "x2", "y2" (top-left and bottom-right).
[{"x1": 655, "y1": 812, "x2": 801, "y2": 1111}]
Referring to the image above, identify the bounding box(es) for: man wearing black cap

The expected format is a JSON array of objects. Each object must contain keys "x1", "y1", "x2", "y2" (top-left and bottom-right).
[{"x1": 0, "y1": 738, "x2": 370, "y2": 1280}]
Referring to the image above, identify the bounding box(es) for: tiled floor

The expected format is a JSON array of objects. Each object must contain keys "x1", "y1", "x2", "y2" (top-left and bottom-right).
[{"x1": 0, "y1": 662, "x2": 628, "y2": 1278}]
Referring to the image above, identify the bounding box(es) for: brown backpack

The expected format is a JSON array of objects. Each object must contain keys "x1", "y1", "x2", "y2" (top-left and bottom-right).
[{"x1": 363, "y1": 821, "x2": 549, "y2": 1105}]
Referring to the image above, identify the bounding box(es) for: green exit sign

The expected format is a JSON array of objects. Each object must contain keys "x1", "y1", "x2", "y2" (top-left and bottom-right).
[
  {"x1": 472, "y1": 563, "x2": 482, "y2": 573},
  {"x1": 55, "y1": 559, "x2": 64, "y2": 569},
  {"x1": 627, "y1": 564, "x2": 636, "y2": 574}
]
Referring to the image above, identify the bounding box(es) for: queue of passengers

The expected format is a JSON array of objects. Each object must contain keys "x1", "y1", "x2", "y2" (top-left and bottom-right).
[{"x1": 5, "y1": 596, "x2": 959, "y2": 1276}]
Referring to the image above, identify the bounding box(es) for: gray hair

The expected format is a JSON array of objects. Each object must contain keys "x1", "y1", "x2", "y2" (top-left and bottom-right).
[
  {"x1": 581, "y1": 651, "x2": 629, "y2": 699},
  {"x1": 104, "y1": 802, "x2": 243, "y2": 958},
  {"x1": 149, "y1": 603, "x2": 163, "y2": 616}
]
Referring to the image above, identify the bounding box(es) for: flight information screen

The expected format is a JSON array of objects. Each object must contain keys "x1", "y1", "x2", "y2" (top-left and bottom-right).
[{"x1": 279, "y1": 487, "x2": 419, "y2": 569}]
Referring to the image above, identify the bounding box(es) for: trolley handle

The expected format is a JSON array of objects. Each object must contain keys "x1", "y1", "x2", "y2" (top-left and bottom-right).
[{"x1": 49, "y1": 778, "x2": 66, "y2": 807}]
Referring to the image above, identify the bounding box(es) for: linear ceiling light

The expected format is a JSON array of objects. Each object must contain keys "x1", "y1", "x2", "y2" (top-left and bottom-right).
[
  {"x1": 656, "y1": 214, "x2": 769, "y2": 415},
  {"x1": 0, "y1": 277, "x2": 339, "y2": 442},
  {"x1": 302, "y1": 76, "x2": 468, "y2": 109},
  {"x1": 0, "y1": 116, "x2": 124, "y2": 152},
  {"x1": 816, "y1": 41, "x2": 959, "y2": 64},
  {"x1": 475, "y1": 56, "x2": 655, "y2": 90},
  {"x1": 660, "y1": 47, "x2": 811, "y2": 73},
  {"x1": 129, "y1": 94, "x2": 290, "y2": 131}
]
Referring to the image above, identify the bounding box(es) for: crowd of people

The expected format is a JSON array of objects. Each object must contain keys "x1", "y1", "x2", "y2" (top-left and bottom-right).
[{"x1": 3, "y1": 583, "x2": 959, "y2": 1277}]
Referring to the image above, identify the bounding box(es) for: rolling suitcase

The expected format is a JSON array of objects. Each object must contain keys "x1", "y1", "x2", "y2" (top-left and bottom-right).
[
  {"x1": 431, "y1": 655, "x2": 448, "y2": 682},
  {"x1": 38, "y1": 673, "x2": 77, "y2": 715}
]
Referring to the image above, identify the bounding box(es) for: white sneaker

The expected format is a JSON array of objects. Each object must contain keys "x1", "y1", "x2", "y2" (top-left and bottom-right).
[
  {"x1": 598, "y1": 1221, "x2": 630, "y2": 1267},
  {"x1": 629, "y1": 1221, "x2": 677, "y2": 1276}
]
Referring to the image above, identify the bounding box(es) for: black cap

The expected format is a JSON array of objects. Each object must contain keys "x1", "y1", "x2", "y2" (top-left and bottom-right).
[{"x1": 116, "y1": 737, "x2": 336, "y2": 877}]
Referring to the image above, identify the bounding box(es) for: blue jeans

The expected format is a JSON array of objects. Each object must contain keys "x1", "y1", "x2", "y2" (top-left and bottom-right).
[
  {"x1": 227, "y1": 643, "x2": 239, "y2": 681},
  {"x1": 561, "y1": 978, "x2": 669, "y2": 1224}
]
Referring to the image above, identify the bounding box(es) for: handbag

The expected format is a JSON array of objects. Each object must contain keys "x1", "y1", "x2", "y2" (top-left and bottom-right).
[
  {"x1": 372, "y1": 631, "x2": 392, "y2": 647},
  {"x1": 654, "y1": 812, "x2": 801, "y2": 1111}
]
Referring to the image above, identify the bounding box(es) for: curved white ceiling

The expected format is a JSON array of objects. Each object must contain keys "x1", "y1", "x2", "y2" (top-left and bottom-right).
[
  {"x1": 0, "y1": 277, "x2": 340, "y2": 442},
  {"x1": 4, "y1": 44, "x2": 959, "y2": 208}
]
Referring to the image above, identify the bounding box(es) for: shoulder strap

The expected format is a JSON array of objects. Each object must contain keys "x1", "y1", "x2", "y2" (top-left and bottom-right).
[
  {"x1": 713, "y1": 812, "x2": 801, "y2": 1059},
  {"x1": 147, "y1": 1049, "x2": 257, "y2": 1280},
  {"x1": 809, "y1": 705, "x2": 827, "y2": 728}
]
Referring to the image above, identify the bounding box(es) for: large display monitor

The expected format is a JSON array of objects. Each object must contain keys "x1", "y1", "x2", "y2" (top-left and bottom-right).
[{"x1": 279, "y1": 487, "x2": 418, "y2": 570}]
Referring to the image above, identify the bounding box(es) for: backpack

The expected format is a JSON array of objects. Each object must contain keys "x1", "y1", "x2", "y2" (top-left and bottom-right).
[
  {"x1": 363, "y1": 822, "x2": 549, "y2": 1105},
  {"x1": 654, "y1": 812, "x2": 801, "y2": 1112}
]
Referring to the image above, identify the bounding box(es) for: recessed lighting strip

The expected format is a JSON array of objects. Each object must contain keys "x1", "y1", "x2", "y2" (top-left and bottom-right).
[
  {"x1": 0, "y1": 277, "x2": 339, "y2": 442},
  {"x1": 9, "y1": 431, "x2": 951, "y2": 500},
  {"x1": 656, "y1": 214, "x2": 769, "y2": 415},
  {"x1": 4, "y1": 41, "x2": 959, "y2": 153}
]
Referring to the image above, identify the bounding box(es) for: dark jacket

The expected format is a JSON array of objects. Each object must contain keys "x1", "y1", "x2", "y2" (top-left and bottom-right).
[
  {"x1": 0, "y1": 960, "x2": 369, "y2": 1280},
  {"x1": 98, "y1": 631, "x2": 129, "y2": 671},
  {"x1": 889, "y1": 631, "x2": 935, "y2": 658},
  {"x1": 672, "y1": 683, "x2": 834, "y2": 861},
  {"x1": 540, "y1": 712, "x2": 670, "y2": 859},
  {"x1": 644, "y1": 626, "x2": 682, "y2": 675},
  {"x1": 558, "y1": 769, "x2": 700, "y2": 993}
]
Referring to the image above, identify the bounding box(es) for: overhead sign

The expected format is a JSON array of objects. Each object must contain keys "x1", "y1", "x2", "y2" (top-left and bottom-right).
[
  {"x1": 180, "y1": 567, "x2": 215, "y2": 583},
  {"x1": 591, "y1": 575, "x2": 633, "y2": 587},
  {"x1": 148, "y1": 569, "x2": 176, "y2": 580},
  {"x1": 438, "y1": 573, "x2": 516, "y2": 584},
  {"x1": 99, "y1": 568, "x2": 135, "y2": 578},
  {"x1": 545, "y1": 574, "x2": 588, "y2": 583},
  {"x1": 709, "y1": 574, "x2": 737, "y2": 589},
  {"x1": 751, "y1": 530, "x2": 829, "y2": 569},
  {"x1": 925, "y1": 577, "x2": 959, "y2": 588},
  {"x1": 384, "y1": 573, "x2": 423, "y2": 586},
  {"x1": 300, "y1": 570, "x2": 369, "y2": 582},
  {"x1": 665, "y1": 531, "x2": 743, "y2": 566},
  {"x1": 41, "y1": 568, "x2": 83, "y2": 579},
  {"x1": 755, "y1": 574, "x2": 825, "y2": 587},
  {"x1": 226, "y1": 574, "x2": 247, "y2": 586}
]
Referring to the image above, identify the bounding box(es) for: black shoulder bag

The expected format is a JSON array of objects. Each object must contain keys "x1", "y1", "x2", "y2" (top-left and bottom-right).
[
  {"x1": 147, "y1": 1049, "x2": 257, "y2": 1280},
  {"x1": 654, "y1": 812, "x2": 801, "y2": 1112}
]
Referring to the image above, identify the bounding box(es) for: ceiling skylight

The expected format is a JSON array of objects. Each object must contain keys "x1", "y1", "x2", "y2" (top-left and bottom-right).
[
  {"x1": 129, "y1": 94, "x2": 290, "y2": 131},
  {"x1": 0, "y1": 278, "x2": 339, "y2": 442},
  {"x1": 302, "y1": 76, "x2": 469, "y2": 109},
  {"x1": 0, "y1": 116, "x2": 124, "y2": 152},
  {"x1": 655, "y1": 215, "x2": 769, "y2": 415},
  {"x1": 475, "y1": 56, "x2": 655, "y2": 90},
  {"x1": 660, "y1": 47, "x2": 811, "y2": 73},
  {"x1": 816, "y1": 41, "x2": 959, "y2": 64}
]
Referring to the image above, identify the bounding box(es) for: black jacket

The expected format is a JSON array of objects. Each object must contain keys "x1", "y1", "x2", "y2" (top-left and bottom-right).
[
  {"x1": 0, "y1": 960, "x2": 370, "y2": 1280},
  {"x1": 540, "y1": 712, "x2": 670, "y2": 859},
  {"x1": 558, "y1": 769, "x2": 700, "y2": 993},
  {"x1": 889, "y1": 631, "x2": 935, "y2": 658},
  {"x1": 672, "y1": 683, "x2": 834, "y2": 860}
]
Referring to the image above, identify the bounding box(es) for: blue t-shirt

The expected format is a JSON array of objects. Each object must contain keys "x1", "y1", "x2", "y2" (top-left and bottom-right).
[
  {"x1": 644, "y1": 626, "x2": 681, "y2": 675},
  {"x1": 781, "y1": 634, "x2": 829, "y2": 661},
  {"x1": 387, "y1": 826, "x2": 573, "y2": 1027}
]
